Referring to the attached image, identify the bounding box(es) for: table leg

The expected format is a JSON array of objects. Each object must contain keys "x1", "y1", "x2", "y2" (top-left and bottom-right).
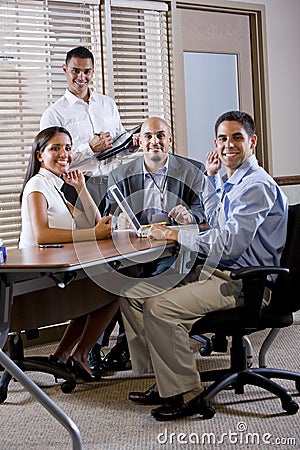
[
  {"x1": 0, "y1": 349, "x2": 82, "y2": 450},
  {"x1": 1, "y1": 277, "x2": 82, "y2": 449}
]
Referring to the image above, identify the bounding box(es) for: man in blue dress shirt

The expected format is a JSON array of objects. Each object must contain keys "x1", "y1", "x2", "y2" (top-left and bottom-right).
[{"x1": 122, "y1": 110, "x2": 288, "y2": 421}]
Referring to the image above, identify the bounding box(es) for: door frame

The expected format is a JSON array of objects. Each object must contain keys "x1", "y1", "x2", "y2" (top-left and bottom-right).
[{"x1": 170, "y1": 0, "x2": 271, "y2": 173}]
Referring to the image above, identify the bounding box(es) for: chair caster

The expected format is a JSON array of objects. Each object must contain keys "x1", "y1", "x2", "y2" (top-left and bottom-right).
[
  {"x1": 199, "y1": 340, "x2": 213, "y2": 356},
  {"x1": 61, "y1": 379, "x2": 76, "y2": 394},
  {"x1": 0, "y1": 386, "x2": 8, "y2": 403},
  {"x1": 295, "y1": 380, "x2": 300, "y2": 394},
  {"x1": 201, "y1": 405, "x2": 216, "y2": 419},
  {"x1": 282, "y1": 399, "x2": 299, "y2": 415},
  {"x1": 198, "y1": 334, "x2": 228, "y2": 356},
  {"x1": 198, "y1": 398, "x2": 216, "y2": 419}
]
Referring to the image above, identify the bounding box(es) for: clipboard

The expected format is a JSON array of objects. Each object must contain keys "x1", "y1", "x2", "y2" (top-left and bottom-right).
[{"x1": 96, "y1": 124, "x2": 141, "y2": 161}]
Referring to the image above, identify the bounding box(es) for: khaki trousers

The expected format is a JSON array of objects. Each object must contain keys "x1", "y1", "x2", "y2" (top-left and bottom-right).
[{"x1": 121, "y1": 269, "x2": 243, "y2": 398}]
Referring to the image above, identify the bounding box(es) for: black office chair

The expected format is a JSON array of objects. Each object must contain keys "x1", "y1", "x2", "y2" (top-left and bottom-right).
[
  {"x1": 0, "y1": 330, "x2": 77, "y2": 403},
  {"x1": 0, "y1": 272, "x2": 83, "y2": 403},
  {"x1": 189, "y1": 203, "x2": 300, "y2": 419}
]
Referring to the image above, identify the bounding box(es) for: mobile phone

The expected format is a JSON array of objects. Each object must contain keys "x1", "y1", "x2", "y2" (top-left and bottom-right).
[{"x1": 39, "y1": 244, "x2": 64, "y2": 248}]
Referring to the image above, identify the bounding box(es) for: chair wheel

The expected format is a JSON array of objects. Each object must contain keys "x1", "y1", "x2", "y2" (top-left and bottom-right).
[
  {"x1": 295, "y1": 380, "x2": 300, "y2": 394},
  {"x1": 201, "y1": 405, "x2": 216, "y2": 419},
  {"x1": 198, "y1": 398, "x2": 216, "y2": 419},
  {"x1": 282, "y1": 400, "x2": 299, "y2": 415},
  {"x1": 199, "y1": 341, "x2": 213, "y2": 356},
  {"x1": 61, "y1": 380, "x2": 76, "y2": 394},
  {"x1": 0, "y1": 386, "x2": 8, "y2": 403}
]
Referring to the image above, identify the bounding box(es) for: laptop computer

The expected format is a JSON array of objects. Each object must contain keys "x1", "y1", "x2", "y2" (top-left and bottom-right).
[{"x1": 109, "y1": 184, "x2": 150, "y2": 237}]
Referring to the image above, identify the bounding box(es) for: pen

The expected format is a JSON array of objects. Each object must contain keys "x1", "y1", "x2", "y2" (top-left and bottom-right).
[
  {"x1": 141, "y1": 221, "x2": 167, "y2": 229},
  {"x1": 39, "y1": 244, "x2": 64, "y2": 248}
]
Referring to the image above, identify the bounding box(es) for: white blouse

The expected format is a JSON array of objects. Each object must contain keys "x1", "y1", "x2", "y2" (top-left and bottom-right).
[{"x1": 19, "y1": 168, "x2": 74, "y2": 248}]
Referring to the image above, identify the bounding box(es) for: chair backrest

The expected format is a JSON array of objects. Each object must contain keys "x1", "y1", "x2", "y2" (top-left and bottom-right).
[{"x1": 271, "y1": 203, "x2": 300, "y2": 314}]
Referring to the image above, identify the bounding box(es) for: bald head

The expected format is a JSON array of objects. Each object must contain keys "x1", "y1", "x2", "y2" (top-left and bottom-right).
[
  {"x1": 140, "y1": 117, "x2": 170, "y2": 135},
  {"x1": 139, "y1": 117, "x2": 173, "y2": 171}
]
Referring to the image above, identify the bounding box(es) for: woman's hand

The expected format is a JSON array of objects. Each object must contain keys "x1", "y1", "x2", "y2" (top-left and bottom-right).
[
  {"x1": 62, "y1": 170, "x2": 85, "y2": 192},
  {"x1": 95, "y1": 216, "x2": 112, "y2": 240},
  {"x1": 206, "y1": 151, "x2": 222, "y2": 176}
]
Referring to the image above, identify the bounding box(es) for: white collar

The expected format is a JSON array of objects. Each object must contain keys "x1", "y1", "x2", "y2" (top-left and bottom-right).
[
  {"x1": 38, "y1": 167, "x2": 64, "y2": 190},
  {"x1": 64, "y1": 88, "x2": 94, "y2": 105},
  {"x1": 143, "y1": 155, "x2": 169, "y2": 176}
]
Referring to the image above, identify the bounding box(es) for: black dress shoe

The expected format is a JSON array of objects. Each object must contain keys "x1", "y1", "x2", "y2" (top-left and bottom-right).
[
  {"x1": 87, "y1": 343, "x2": 104, "y2": 372},
  {"x1": 67, "y1": 356, "x2": 101, "y2": 382},
  {"x1": 102, "y1": 341, "x2": 131, "y2": 372},
  {"x1": 129, "y1": 384, "x2": 164, "y2": 405},
  {"x1": 151, "y1": 394, "x2": 199, "y2": 421}
]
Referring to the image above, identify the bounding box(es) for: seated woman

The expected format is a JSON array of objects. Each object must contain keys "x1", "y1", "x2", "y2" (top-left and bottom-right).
[{"x1": 18, "y1": 126, "x2": 119, "y2": 382}]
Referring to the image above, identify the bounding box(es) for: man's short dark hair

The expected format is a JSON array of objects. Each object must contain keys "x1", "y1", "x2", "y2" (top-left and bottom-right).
[
  {"x1": 65, "y1": 46, "x2": 94, "y2": 66},
  {"x1": 215, "y1": 110, "x2": 256, "y2": 138}
]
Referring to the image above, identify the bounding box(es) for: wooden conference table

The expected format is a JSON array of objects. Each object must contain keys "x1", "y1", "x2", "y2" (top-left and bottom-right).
[{"x1": 0, "y1": 231, "x2": 174, "y2": 450}]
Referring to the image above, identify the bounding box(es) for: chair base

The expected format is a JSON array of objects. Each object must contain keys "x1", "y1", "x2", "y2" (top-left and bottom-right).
[
  {"x1": 0, "y1": 333, "x2": 76, "y2": 403},
  {"x1": 198, "y1": 367, "x2": 300, "y2": 419},
  {"x1": 196, "y1": 332, "x2": 300, "y2": 418}
]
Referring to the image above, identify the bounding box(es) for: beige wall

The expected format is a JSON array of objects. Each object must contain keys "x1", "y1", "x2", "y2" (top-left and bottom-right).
[{"x1": 203, "y1": 0, "x2": 300, "y2": 178}]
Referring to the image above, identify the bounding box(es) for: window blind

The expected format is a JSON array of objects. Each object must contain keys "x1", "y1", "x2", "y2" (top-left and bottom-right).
[
  {"x1": 0, "y1": 0, "x2": 102, "y2": 248},
  {"x1": 102, "y1": 1, "x2": 171, "y2": 130}
]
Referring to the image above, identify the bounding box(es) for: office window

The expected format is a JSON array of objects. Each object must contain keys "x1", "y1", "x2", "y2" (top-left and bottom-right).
[{"x1": 0, "y1": 0, "x2": 172, "y2": 248}]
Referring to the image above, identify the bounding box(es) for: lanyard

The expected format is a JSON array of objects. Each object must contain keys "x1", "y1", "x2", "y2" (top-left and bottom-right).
[
  {"x1": 147, "y1": 172, "x2": 168, "y2": 206},
  {"x1": 53, "y1": 185, "x2": 75, "y2": 219}
]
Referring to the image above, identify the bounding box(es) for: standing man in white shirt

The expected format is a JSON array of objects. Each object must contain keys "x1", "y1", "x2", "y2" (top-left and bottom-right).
[
  {"x1": 40, "y1": 46, "x2": 137, "y2": 374},
  {"x1": 40, "y1": 46, "x2": 131, "y2": 211}
]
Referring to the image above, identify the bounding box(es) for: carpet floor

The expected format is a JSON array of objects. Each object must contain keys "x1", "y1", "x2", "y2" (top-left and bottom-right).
[{"x1": 0, "y1": 320, "x2": 299, "y2": 450}]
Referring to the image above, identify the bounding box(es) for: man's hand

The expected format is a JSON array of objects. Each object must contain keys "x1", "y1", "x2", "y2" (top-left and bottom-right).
[
  {"x1": 132, "y1": 133, "x2": 140, "y2": 147},
  {"x1": 206, "y1": 151, "x2": 222, "y2": 176},
  {"x1": 89, "y1": 132, "x2": 113, "y2": 153},
  {"x1": 148, "y1": 224, "x2": 179, "y2": 241},
  {"x1": 168, "y1": 205, "x2": 193, "y2": 224},
  {"x1": 117, "y1": 212, "x2": 131, "y2": 230},
  {"x1": 127, "y1": 132, "x2": 141, "y2": 153}
]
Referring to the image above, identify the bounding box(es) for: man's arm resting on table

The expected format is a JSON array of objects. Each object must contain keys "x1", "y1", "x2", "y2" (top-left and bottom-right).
[{"x1": 148, "y1": 224, "x2": 179, "y2": 242}]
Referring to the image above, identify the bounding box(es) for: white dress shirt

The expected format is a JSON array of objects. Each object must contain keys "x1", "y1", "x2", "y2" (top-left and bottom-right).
[
  {"x1": 40, "y1": 89, "x2": 125, "y2": 176},
  {"x1": 140, "y1": 159, "x2": 169, "y2": 223}
]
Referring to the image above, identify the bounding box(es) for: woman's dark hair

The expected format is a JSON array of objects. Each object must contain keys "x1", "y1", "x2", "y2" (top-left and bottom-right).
[
  {"x1": 214, "y1": 110, "x2": 256, "y2": 138},
  {"x1": 19, "y1": 126, "x2": 72, "y2": 203}
]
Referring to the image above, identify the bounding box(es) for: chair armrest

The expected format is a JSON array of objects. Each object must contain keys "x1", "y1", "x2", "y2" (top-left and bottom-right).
[
  {"x1": 230, "y1": 266, "x2": 289, "y2": 280},
  {"x1": 229, "y1": 266, "x2": 289, "y2": 328}
]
